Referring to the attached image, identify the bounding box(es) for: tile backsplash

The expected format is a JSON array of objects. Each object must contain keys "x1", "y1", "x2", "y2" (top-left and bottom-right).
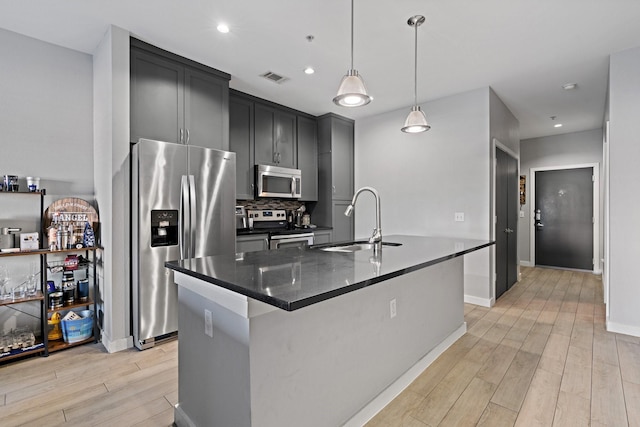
[{"x1": 237, "y1": 200, "x2": 304, "y2": 211}]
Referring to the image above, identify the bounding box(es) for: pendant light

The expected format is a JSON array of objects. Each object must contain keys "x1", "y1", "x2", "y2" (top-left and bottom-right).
[
  {"x1": 333, "y1": 0, "x2": 372, "y2": 107},
  {"x1": 401, "y1": 15, "x2": 430, "y2": 133}
]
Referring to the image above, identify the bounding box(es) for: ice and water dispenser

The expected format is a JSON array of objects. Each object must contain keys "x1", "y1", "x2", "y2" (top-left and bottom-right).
[{"x1": 150, "y1": 210, "x2": 178, "y2": 247}]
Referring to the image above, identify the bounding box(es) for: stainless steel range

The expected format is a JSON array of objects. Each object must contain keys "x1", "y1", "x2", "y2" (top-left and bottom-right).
[{"x1": 246, "y1": 209, "x2": 314, "y2": 250}]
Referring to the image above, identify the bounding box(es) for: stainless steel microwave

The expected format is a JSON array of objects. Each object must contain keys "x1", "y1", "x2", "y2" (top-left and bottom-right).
[{"x1": 256, "y1": 164, "x2": 301, "y2": 199}]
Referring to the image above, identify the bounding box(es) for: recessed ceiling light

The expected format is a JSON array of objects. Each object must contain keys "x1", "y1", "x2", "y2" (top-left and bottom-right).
[
  {"x1": 554, "y1": 123, "x2": 563, "y2": 128},
  {"x1": 304, "y1": 67, "x2": 315, "y2": 75},
  {"x1": 217, "y1": 23, "x2": 230, "y2": 34},
  {"x1": 562, "y1": 83, "x2": 577, "y2": 90}
]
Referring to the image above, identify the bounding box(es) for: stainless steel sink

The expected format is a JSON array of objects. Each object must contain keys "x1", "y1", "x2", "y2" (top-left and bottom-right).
[{"x1": 316, "y1": 241, "x2": 402, "y2": 253}]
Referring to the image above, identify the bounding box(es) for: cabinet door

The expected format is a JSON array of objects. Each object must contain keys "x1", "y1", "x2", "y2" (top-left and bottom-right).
[
  {"x1": 229, "y1": 96, "x2": 255, "y2": 200},
  {"x1": 254, "y1": 104, "x2": 297, "y2": 168},
  {"x1": 331, "y1": 118, "x2": 354, "y2": 200},
  {"x1": 236, "y1": 234, "x2": 269, "y2": 253},
  {"x1": 184, "y1": 68, "x2": 229, "y2": 150},
  {"x1": 332, "y1": 201, "x2": 354, "y2": 242},
  {"x1": 254, "y1": 104, "x2": 276, "y2": 165},
  {"x1": 130, "y1": 49, "x2": 184, "y2": 144},
  {"x1": 313, "y1": 230, "x2": 332, "y2": 244},
  {"x1": 274, "y1": 110, "x2": 297, "y2": 169},
  {"x1": 297, "y1": 116, "x2": 318, "y2": 201}
]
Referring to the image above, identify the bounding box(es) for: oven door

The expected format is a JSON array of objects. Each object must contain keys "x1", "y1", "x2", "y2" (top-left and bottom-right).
[{"x1": 269, "y1": 233, "x2": 314, "y2": 250}]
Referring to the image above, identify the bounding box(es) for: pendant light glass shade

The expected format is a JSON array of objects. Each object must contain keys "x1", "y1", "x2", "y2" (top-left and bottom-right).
[
  {"x1": 402, "y1": 15, "x2": 430, "y2": 133},
  {"x1": 402, "y1": 106, "x2": 430, "y2": 133},
  {"x1": 334, "y1": 69, "x2": 371, "y2": 107},
  {"x1": 333, "y1": 0, "x2": 371, "y2": 107}
]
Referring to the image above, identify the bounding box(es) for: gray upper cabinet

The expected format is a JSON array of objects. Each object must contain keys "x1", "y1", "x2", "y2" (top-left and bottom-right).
[
  {"x1": 297, "y1": 115, "x2": 318, "y2": 201},
  {"x1": 229, "y1": 95, "x2": 255, "y2": 200},
  {"x1": 130, "y1": 39, "x2": 230, "y2": 150},
  {"x1": 131, "y1": 49, "x2": 184, "y2": 144},
  {"x1": 183, "y1": 68, "x2": 229, "y2": 150},
  {"x1": 328, "y1": 118, "x2": 354, "y2": 200},
  {"x1": 254, "y1": 104, "x2": 297, "y2": 169}
]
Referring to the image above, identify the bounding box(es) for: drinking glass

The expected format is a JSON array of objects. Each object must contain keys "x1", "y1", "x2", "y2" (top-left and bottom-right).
[
  {"x1": 0, "y1": 265, "x2": 11, "y2": 300},
  {"x1": 26, "y1": 261, "x2": 38, "y2": 296}
]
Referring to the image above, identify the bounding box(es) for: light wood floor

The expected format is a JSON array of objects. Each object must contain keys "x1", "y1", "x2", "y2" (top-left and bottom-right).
[
  {"x1": 366, "y1": 267, "x2": 640, "y2": 427},
  {"x1": 1, "y1": 267, "x2": 639, "y2": 426}
]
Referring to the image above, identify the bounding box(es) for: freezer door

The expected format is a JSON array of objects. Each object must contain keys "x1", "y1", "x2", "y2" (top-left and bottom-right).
[
  {"x1": 188, "y1": 145, "x2": 236, "y2": 258},
  {"x1": 133, "y1": 139, "x2": 187, "y2": 348}
]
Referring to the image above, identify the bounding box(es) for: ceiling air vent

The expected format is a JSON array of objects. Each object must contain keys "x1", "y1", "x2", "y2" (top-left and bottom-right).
[{"x1": 260, "y1": 71, "x2": 288, "y2": 84}]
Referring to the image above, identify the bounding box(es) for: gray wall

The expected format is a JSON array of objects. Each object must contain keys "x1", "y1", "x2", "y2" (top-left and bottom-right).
[
  {"x1": 0, "y1": 28, "x2": 93, "y2": 197},
  {"x1": 93, "y1": 26, "x2": 132, "y2": 351},
  {"x1": 607, "y1": 46, "x2": 640, "y2": 336},
  {"x1": 354, "y1": 87, "x2": 495, "y2": 304},
  {"x1": 519, "y1": 129, "x2": 604, "y2": 265},
  {"x1": 0, "y1": 29, "x2": 94, "y2": 334}
]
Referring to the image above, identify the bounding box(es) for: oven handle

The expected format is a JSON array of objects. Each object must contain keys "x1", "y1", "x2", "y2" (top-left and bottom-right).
[{"x1": 269, "y1": 234, "x2": 314, "y2": 250}]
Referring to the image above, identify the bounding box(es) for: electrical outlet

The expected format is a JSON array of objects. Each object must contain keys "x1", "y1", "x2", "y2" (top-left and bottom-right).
[
  {"x1": 520, "y1": 210, "x2": 525, "y2": 218},
  {"x1": 454, "y1": 212, "x2": 465, "y2": 222},
  {"x1": 390, "y1": 299, "x2": 397, "y2": 319},
  {"x1": 204, "y1": 309, "x2": 213, "y2": 337}
]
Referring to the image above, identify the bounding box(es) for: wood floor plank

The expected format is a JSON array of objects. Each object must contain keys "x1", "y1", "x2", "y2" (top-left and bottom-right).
[
  {"x1": 591, "y1": 359, "x2": 628, "y2": 426},
  {"x1": 515, "y1": 367, "x2": 562, "y2": 426},
  {"x1": 553, "y1": 390, "x2": 591, "y2": 427},
  {"x1": 623, "y1": 380, "x2": 640, "y2": 427},
  {"x1": 617, "y1": 339, "x2": 640, "y2": 385},
  {"x1": 93, "y1": 396, "x2": 173, "y2": 427},
  {"x1": 410, "y1": 361, "x2": 482, "y2": 426},
  {"x1": 490, "y1": 350, "x2": 540, "y2": 412},
  {"x1": 476, "y1": 343, "x2": 519, "y2": 385},
  {"x1": 593, "y1": 328, "x2": 619, "y2": 366},
  {"x1": 132, "y1": 407, "x2": 177, "y2": 427},
  {"x1": 560, "y1": 345, "x2": 592, "y2": 400},
  {"x1": 538, "y1": 333, "x2": 571, "y2": 376},
  {"x1": 438, "y1": 377, "x2": 497, "y2": 427},
  {"x1": 477, "y1": 402, "x2": 518, "y2": 427},
  {"x1": 369, "y1": 389, "x2": 425, "y2": 426}
]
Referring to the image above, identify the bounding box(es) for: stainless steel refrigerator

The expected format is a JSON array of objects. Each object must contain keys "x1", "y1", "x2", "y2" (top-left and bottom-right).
[{"x1": 132, "y1": 138, "x2": 236, "y2": 350}]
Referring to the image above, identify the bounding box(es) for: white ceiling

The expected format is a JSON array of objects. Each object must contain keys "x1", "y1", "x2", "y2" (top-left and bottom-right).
[{"x1": 2, "y1": 0, "x2": 640, "y2": 139}]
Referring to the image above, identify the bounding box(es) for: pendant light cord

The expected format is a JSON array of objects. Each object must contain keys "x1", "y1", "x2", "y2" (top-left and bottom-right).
[
  {"x1": 350, "y1": 0, "x2": 355, "y2": 70},
  {"x1": 414, "y1": 20, "x2": 418, "y2": 106}
]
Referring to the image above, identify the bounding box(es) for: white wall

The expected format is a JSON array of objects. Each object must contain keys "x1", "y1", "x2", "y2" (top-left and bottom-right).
[
  {"x1": 518, "y1": 129, "x2": 603, "y2": 265},
  {"x1": 93, "y1": 26, "x2": 132, "y2": 352},
  {"x1": 354, "y1": 88, "x2": 494, "y2": 304},
  {"x1": 607, "y1": 46, "x2": 640, "y2": 337}
]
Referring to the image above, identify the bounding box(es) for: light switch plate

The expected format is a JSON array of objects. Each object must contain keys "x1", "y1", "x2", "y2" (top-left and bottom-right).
[
  {"x1": 204, "y1": 309, "x2": 213, "y2": 337},
  {"x1": 454, "y1": 212, "x2": 465, "y2": 222},
  {"x1": 520, "y1": 210, "x2": 525, "y2": 218}
]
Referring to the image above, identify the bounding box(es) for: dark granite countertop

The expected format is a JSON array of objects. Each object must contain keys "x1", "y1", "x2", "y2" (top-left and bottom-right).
[
  {"x1": 166, "y1": 235, "x2": 494, "y2": 311},
  {"x1": 236, "y1": 226, "x2": 332, "y2": 236}
]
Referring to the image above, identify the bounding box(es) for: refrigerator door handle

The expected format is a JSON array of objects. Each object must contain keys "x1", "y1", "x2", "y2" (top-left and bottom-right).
[
  {"x1": 188, "y1": 175, "x2": 197, "y2": 258},
  {"x1": 180, "y1": 175, "x2": 189, "y2": 259}
]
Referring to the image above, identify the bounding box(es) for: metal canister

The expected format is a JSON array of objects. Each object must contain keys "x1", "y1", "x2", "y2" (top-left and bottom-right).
[
  {"x1": 49, "y1": 292, "x2": 63, "y2": 309},
  {"x1": 62, "y1": 271, "x2": 75, "y2": 305},
  {"x1": 77, "y1": 279, "x2": 89, "y2": 302}
]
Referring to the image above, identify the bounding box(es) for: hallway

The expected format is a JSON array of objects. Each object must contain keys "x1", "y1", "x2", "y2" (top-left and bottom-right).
[{"x1": 367, "y1": 267, "x2": 640, "y2": 426}]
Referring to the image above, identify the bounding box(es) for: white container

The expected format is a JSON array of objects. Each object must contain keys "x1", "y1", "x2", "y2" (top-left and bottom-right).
[{"x1": 26, "y1": 177, "x2": 40, "y2": 192}]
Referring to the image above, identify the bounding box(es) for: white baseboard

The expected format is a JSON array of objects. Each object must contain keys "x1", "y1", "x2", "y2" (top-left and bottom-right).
[
  {"x1": 464, "y1": 295, "x2": 493, "y2": 307},
  {"x1": 520, "y1": 260, "x2": 533, "y2": 267},
  {"x1": 174, "y1": 403, "x2": 196, "y2": 427},
  {"x1": 343, "y1": 323, "x2": 467, "y2": 427},
  {"x1": 606, "y1": 319, "x2": 640, "y2": 338},
  {"x1": 101, "y1": 331, "x2": 133, "y2": 353}
]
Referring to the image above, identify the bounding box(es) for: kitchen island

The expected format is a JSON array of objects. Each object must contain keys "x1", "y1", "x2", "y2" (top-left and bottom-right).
[{"x1": 166, "y1": 235, "x2": 493, "y2": 427}]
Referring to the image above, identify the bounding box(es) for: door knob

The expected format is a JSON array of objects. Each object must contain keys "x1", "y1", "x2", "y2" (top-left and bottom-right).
[{"x1": 535, "y1": 222, "x2": 544, "y2": 228}]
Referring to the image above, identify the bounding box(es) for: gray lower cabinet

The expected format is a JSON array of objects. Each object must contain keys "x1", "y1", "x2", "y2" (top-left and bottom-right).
[
  {"x1": 130, "y1": 39, "x2": 230, "y2": 150},
  {"x1": 229, "y1": 95, "x2": 255, "y2": 200},
  {"x1": 313, "y1": 230, "x2": 332, "y2": 245},
  {"x1": 254, "y1": 104, "x2": 297, "y2": 168},
  {"x1": 297, "y1": 116, "x2": 318, "y2": 201},
  {"x1": 236, "y1": 234, "x2": 269, "y2": 253},
  {"x1": 314, "y1": 114, "x2": 355, "y2": 242}
]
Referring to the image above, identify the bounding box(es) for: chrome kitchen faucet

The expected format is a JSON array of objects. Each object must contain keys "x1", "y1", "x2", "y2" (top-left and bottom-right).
[{"x1": 345, "y1": 186, "x2": 382, "y2": 254}]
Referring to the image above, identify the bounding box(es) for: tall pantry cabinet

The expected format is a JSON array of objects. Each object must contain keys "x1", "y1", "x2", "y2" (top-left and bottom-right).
[{"x1": 315, "y1": 114, "x2": 355, "y2": 242}]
